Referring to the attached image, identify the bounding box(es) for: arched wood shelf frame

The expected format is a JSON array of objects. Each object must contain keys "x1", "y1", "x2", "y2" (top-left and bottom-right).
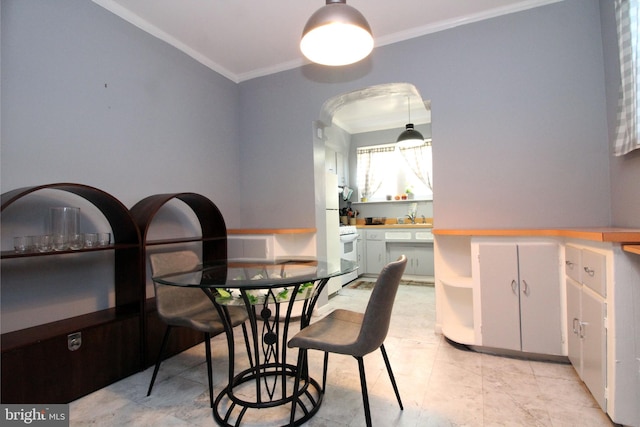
[
  {"x1": 130, "y1": 192, "x2": 227, "y2": 366},
  {"x1": 1, "y1": 183, "x2": 143, "y2": 404}
]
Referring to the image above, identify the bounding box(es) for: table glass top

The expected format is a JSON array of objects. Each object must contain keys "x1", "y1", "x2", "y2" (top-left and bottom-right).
[
  {"x1": 153, "y1": 258, "x2": 357, "y2": 290},
  {"x1": 153, "y1": 258, "x2": 357, "y2": 306}
]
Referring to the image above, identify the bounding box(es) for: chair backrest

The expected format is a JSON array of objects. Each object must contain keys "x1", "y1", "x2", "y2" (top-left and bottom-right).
[
  {"x1": 356, "y1": 255, "x2": 407, "y2": 355},
  {"x1": 149, "y1": 250, "x2": 206, "y2": 321}
]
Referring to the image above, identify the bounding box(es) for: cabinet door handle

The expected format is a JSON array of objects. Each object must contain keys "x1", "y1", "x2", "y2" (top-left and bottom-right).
[
  {"x1": 579, "y1": 321, "x2": 587, "y2": 339},
  {"x1": 583, "y1": 266, "x2": 595, "y2": 277},
  {"x1": 572, "y1": 318, "x2": 580, "y2": 335},
  {"x1": 522, "y1": 279, "x2": 530, "y2": 296},
  {"x1": 511, "y1": 280, "x2": 518, "y2": 295}
]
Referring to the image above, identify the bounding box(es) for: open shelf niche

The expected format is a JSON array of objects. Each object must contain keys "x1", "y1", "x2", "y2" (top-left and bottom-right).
[
  {"x1": 433, "y1": 234, "x2": 477, "y2": 345},
  {"x1": 1, "y1": 183, "x2": 142, "y2": 403},
  {"x1": 129, "y1": 192, "x2": 227, "y2": 366}
]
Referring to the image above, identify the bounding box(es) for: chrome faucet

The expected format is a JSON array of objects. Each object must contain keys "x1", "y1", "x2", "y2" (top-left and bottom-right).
[{"x1": 406, "y1": 203, "x2": 418, "y2": 224}]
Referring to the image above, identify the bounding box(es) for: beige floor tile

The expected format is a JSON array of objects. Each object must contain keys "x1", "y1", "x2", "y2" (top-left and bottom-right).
[{"x1": 69, "y1": 284, "x2": 611, "y2": 426}]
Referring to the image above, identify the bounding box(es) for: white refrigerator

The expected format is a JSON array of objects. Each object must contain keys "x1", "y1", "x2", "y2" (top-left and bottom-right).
[{"x1": 325, "y1": 173, "x2": 342, "y2": 294}]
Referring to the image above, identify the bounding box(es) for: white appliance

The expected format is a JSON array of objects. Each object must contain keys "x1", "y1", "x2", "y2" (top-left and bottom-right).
[
  {"x1": 325, "y1": 173, "x2": 342, "y2": 294},
  {"x1": 339, "y1": 226, "x2": 358, "y2": 285}
]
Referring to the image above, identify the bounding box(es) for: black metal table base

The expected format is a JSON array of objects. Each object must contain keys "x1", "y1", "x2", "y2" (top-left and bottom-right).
[
  {"x1": 210, "y1": 277, "x2": 331, "y2": 426},
  {"x1": 212, "y1": 364, "x2": 323, "y2": 426}
]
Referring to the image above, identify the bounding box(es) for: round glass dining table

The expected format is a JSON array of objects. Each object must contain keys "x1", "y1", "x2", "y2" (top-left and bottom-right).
[{"x1": 153, "y1": 257, "x2": 358, "y2": 426}]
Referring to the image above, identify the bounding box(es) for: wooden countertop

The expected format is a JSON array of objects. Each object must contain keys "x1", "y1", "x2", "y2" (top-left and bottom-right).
[
  {"x1": 357, "y1": 224, "x2": 433, "y2": 229},
  {"x1": 228, "y1": 228, "x2": 316, "y2": 235},
  {"x1": 623, "y1": 245, "x2": 640, "y2": 255},
  {"x1": 432, "y1": 227, "x2": 640, "y2": 243}
]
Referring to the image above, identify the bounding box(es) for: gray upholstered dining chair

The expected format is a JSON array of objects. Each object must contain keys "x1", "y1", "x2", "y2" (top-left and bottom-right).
[
  {"x1": 147, "y1": 250, "x2": 249, "y2": 408},
  {"x1": 288, "y1": 255, "x2": 407, "y2": 427}
]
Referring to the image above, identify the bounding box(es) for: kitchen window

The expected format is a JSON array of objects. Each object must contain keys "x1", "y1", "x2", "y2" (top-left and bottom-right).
[{"x1": 356, "y1": 141, "x2": 433, "y2": 201}]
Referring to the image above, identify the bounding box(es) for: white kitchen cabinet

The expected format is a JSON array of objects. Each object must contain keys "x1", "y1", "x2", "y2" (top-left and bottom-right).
[
  {"x1": 228, "y1": 232, "x2": 316, "y2": 261},
  {"x1": 365, "y1": 229, "x2": 387, "y2": 274},
  {"x1": 434, "y1": 229, "x2": 640, "y2": 427},
  {"x1": 566, "y1": 278, "x2": 581, "y2": 367},
  {"x1": 363, "y1": 228, "x2": 434, "y2": 276},
  {"x1": 356, "y1": 230, "x2": 364, "y2": 276},
  {"x1": 581, "y1": 286, "x2": 607, "y2": 409},
  {"x1": 388, "y1": 244, "x2": 433, "y2": 276},
  {"x1": 565, "y1": 245, "x2": 607, "y2": 412},
  {"x1": 478, "y1": 241, "x2": 562, "y2": 355}
]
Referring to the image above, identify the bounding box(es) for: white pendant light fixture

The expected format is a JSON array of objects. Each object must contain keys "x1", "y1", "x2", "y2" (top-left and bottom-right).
[
  {"x1": 397, "y1": 97, "x2": 425, "y2": 147},
  {"x1": 300, "y1": 0, "x2": 374, "y2": 66}
]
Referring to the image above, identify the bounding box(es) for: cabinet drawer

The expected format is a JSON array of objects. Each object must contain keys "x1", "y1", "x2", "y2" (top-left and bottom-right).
[
  {"x1": 385, "y1": 231, "x2": 412, "y2": 241},
  {"x1": 581, "y1": 249, "x2": 606, "y2": 297},
  {"x1": 1, "y1": 315, "x2": 140, "y2": 404},
  {"x1": 415, "y1": 231, "x2": 433, "y2": 241},
  {"x1": 565, "y1": 245, "x2": 581, "y2": 282},
  {"x1": 366, "y1": 230, "x2": 384, "y2": 240}
]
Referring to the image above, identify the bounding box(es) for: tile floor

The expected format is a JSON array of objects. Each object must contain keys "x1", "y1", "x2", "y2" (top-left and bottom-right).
[{"x1": 70, "y1": 284, "x2": 614, "y2": 426}]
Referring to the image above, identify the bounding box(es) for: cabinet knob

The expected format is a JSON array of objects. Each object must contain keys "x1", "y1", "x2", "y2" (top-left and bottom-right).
[{"x1": 583, "y1": 266, "x2": 595, "y2": 277}]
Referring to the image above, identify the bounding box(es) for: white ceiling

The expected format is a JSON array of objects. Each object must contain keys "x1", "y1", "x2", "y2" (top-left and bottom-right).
[{"x1": 92, "y1": 0, "x2": 562, "y2": 84}]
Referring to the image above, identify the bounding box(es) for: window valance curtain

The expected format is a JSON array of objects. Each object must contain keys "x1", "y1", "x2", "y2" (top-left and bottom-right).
[
  {"x1": 398, "y1": 143, "x2": 433, "y2": 191},
  {"x1": 614, "y1": 0, "x2": 640, "y2": 156},
  {"x1": 356, "y1": 146, "x2": 395, "y2": 199}
]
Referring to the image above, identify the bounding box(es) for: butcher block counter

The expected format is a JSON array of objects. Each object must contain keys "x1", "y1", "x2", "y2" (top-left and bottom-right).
[{"x1": 433, "y1": 227, "x2": 640, "y2": 255}]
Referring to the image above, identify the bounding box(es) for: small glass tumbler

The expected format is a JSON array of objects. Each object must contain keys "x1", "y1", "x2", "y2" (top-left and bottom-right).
[
  {"x1": 14, "y1": 236, "x2": 32, "y2": 253},
  {"x1": 52, "y1": 234, "x2": 68, "y2": 251},
  {"x1": 34, "y1": 234, "x2": 53, "y2": 252},
  {"x1": 97, "y1": 232, "x2": 111, "y2": 246},
  {"x1": 69, "y1": 233, "x2": 84, "y2": 250},
  {"x1": 83, "y1": 233, "x2": 98, "y2": 248}
]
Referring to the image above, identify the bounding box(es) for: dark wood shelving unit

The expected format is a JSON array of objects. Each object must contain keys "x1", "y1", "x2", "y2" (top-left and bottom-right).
[
  {"x1": 1, "y1": 183, "x2": 143, "y2": 404},
  {"x1": 129, "y1": 192, "x2": 227, "y2": 367}
]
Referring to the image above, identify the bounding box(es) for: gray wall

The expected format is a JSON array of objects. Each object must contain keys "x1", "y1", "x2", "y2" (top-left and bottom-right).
[
  {"x1": 3, "y1": 0, "x2": 634, "y2": 232},
  {"x1": 238, "y1": 0, "x2": 617, "y2": 229},
  {"x1": 1, "y1": 0, "x2": 242, "y2": 223}
]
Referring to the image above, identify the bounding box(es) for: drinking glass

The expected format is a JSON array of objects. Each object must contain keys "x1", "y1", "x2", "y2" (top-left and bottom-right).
[
  {"x1": 83, "y1": 233, "x2": 98, "y2": 248},
  {"x1": 34, "y1": 234, "x2": 53, "y2": 252},
  {"x1": 13, "y1": 236, "x2": 32, "y2": 253},
  {"x1": 69, "y1": 233, "x2": 84, "y2": 250},
  {"x1": 52, "y1": 234, "x2": 69, "y2": 251},
  {"x1": 97, "y1": 232, "x2": 111, "y2": 246},
  {"x1": 49, "y1": 207, "x2": 79, "y2": 242}
]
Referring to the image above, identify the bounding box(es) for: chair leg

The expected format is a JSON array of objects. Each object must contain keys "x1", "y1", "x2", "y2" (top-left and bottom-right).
[
  {"x1": 322, "y1": 352, "x2": 329, "y2": 392},
  {"x1": 380, "y1": 344, "x2": 403, "y2": 410},
  {"x1": 204, "y1": 333, "x2": 214, "y2": 408},
  {"x1": 356, "y1": 356, "x2": 372, "y2": 427},
  {"x1": 147, "y1": 325, "x2": 173, "y2": 396}
]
